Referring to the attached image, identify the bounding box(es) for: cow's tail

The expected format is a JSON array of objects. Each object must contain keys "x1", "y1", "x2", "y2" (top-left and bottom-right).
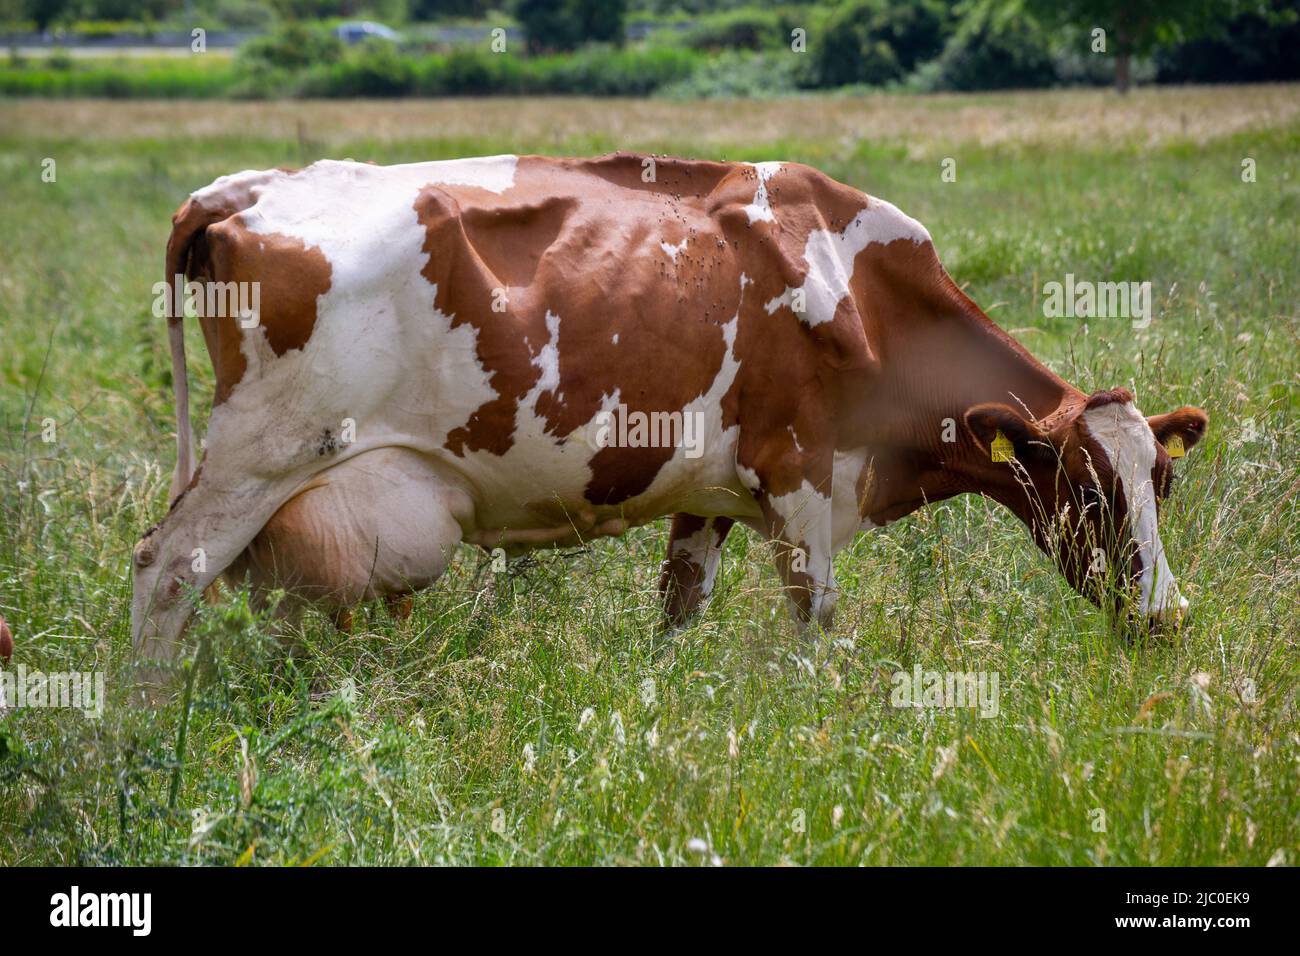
[{"x1": 163, "y1": 197, "x2": 226, "y2": 504}]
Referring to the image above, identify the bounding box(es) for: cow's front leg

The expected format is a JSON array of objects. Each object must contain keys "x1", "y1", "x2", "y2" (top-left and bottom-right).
[
  {"x1": 658, "y1": 514, "x2": 734, "y2": 632},
  {"x1": 742, "y1": 463, "x2": 838, "y2": 634},
  {"x1": 131, "y1": 465, "x2": 308, "y2": 699}
]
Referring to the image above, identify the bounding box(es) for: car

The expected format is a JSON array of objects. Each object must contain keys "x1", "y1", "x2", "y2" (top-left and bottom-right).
[{"x1": 333, "y1": 21, "x2": 400, "y2": 45}]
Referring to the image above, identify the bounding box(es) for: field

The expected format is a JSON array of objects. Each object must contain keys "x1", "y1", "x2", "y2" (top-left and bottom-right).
[{"x1": 0, "y1": 86, "x2": 1297, "y2": 866}]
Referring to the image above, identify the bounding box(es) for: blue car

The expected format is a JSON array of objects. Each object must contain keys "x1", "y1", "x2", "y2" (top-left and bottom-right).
[{"x1": 333, "y1": 21, "x2": 400, "y2": 45}]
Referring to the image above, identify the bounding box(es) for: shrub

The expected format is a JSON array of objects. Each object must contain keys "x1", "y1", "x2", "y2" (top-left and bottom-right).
[
  {"x1": 423, "y1": 48, "x2": 527, "y2": 95},
  {"x1": 679, "y1": 7, "x2": 788, "y2": 51},
  {"x1": 0, "y1": 59, "x2": 236, "y2": 98},
  {"x1": 416, "y1": 45, "x2": 697, "y2": 97},
  {"x1": 807, "y1": 0, "x2": 951, "y2": 88},
  {"x1": 237, "y1": 22, "x2": 343, "y2": 74},
  {"x1": 911, "y1": 8, "x2": 1057, "y2": 92},
  {"x1": 659, "y1": 49, "x2": 800, "y2": 98},
  {"x1": 210, "y1": 0, "x2": 278, "y2": 31},
  {"x1": 302, "y1": 40, "x2": 417, "y2": 97},
  {"x1": 516, "y1": 0, "x2": 627, "y2": 54},
  {"x1": 534, "y1": 44, "x2": 699, "y2": 95},
  {"x1": 1156, "y1": 0, "x2": 1300, "y2": 84}
]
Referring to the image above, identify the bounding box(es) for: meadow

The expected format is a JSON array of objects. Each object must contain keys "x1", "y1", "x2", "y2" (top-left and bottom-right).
[{"x1": 0, "y1": 86, "x2": 1296, "y2": 866}]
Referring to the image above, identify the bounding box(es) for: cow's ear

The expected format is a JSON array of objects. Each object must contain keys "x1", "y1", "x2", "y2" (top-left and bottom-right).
[
  {"x1": 964, "y1": 403, "x2": 1051, "y2": 462},
  {"x1": 1147, "y1": 407, "x2": 1208, "y2": 454}
]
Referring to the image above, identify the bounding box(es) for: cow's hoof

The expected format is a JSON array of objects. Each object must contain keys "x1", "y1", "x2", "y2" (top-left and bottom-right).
[{"x1": 131, "y1": 665, "x2": 177, "y2": 708}]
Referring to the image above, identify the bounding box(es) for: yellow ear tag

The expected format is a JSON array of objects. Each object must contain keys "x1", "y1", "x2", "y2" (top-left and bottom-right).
[
  {"x1": 991, "y1": 430, "x2": 1015, "y2": 463},
  {"x1": 1165, "y1": 434, "x2": 1185, "y2": 458}
]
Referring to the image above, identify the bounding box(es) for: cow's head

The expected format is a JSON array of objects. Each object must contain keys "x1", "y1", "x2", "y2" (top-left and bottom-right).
[
  {"x1": 130, "y1": 524, "x2": 199, "y2": 700},
  {"x1": 965, "y1": 388, "x2": 1207, "y2": 627}
]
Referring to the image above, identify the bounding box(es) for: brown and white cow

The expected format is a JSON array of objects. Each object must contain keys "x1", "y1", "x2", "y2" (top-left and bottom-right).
[{"x1": 132, "y1": 153, "x2": 1207, "y2": 688}]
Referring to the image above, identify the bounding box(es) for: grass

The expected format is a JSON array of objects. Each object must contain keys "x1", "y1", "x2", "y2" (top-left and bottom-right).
[{"x1": 0, "y1": 87, "x2": 1297, "y2": 866}]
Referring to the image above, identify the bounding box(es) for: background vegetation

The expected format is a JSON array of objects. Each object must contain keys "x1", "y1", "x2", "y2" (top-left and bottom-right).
[
  {"x1": 1, "y1": 87, "x2": 1297, "y2": 865},
  {"x1": 1, "y1": 0, "x2": 1298, "y2": 98}
]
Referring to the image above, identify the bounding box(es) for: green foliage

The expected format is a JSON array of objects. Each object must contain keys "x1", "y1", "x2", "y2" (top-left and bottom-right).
[
  {"x1": 409, "y1": 0, "x2": 502, "y2": 19},
  {"x1": 678, "y1": 5, "x2": 795, "y2": 51},
  {"x1": 808, "y1": 0, "x2": 952, "y2": 88},
  {"x1": 427, "y1": 46, "x2": 527, "y2": 95},
  {"x1": 258, "y1": 43, "x2": 700, "y2": 97},
  {"x1": 1025, "y1": 0, "x2": 1245, "y2": 55},
  {"x1": 529, "y1": 43, "x2": 697, "y2": 94},
  {"x1": 1156, "y1": 0, "x2": 1300, "y2": 83},
  {"x1": 23, "y1": 0, "x2": 74, "y2": 32},
  {"x1": 659, "y1": 49, "x2": 801, "y2": 97},
  {"x1": 237, "y1": 20, "x2": 344, "y2": 74},
  {"x1": 911, "y1": 4, "x2": 1057, "y2": 91},
  {"x1": 300, "y1": 40, "x2": 417, "y2": 97},
  {"x1": 515, "y1": 0, "x2": 628, "y2": 53},
  {"x1": 208, "y1": 0, "x2": 278, "y2": 30},
  {"x1": 0, "y1": 56, "x2": 236, "y2": 97},
  {"x1": 0, "y1": 0, "x2": 1291, "y2": 98}
]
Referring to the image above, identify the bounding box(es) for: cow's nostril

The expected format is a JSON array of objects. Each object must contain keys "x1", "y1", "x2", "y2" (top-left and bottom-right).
[{"x1": 135, "y1": 545, "x2": 155, "y2": 569}]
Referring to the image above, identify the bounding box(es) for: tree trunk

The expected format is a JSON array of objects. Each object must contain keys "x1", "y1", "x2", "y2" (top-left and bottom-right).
[{"x1": 1114, "y1": 18, "x2": 1132, "y2": 95}]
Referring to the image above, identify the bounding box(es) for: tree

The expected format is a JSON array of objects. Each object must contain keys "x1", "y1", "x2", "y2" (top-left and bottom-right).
[
  {"x1": 515, "y1": 0, "x2": 626, "y2": 53},
  {"x1": 1156, "y1": 0, "x2": 1300, "y2": 83},
  {"x1": 1026, "y1": 0, "x2": 1243, "y2": 92},
  {"x1": 809, "y1": 0, "x2": 951, "y2": 88},
  {"x1": 24, "y1": 0, "x2": 73, "y2": 32}
]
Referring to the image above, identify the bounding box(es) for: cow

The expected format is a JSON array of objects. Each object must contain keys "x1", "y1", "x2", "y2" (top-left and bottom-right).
[{"x1": 131, "y1": 153, "x2": 1208, "y2": 693}]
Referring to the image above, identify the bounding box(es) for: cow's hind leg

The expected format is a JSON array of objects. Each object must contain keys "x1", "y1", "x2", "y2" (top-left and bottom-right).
[{"x1": 658, "y1": 514, "x2": 734, "y2": 633}]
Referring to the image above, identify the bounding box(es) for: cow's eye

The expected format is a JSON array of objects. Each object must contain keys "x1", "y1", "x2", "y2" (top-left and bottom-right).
[{"x1": 1079, "y1": 484, "x2": 1104, "y2": 512}]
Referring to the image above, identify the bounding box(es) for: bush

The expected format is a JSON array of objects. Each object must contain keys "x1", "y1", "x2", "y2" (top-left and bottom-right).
[
  {"x1": 299, "y1": 40, "x2": 417, "y2": 97},
  {"x1": 210, "y1": 0, "x2": 278, "y2": 31},
  {"x1": 679, "y1": 7, "x2": 789, "y2": 52},
  {"x1": 423, "y1": 48, "x2": 527, "y2": 95},
  {"x1": 1156, "y1": 0, "x2": 1300, "y2": 84},
  {"x1": 0, "y1": 59, "x2": 236, "y2": 98},
  {"x1": 413, "y1": 45, "x2": 696, "y2": 96},
  {"x1": 0, "y1": 42, "x2": 706, "y2": 100},
  {"x1": 659, "y1": 49, "x2": 800, "y2": 98},
  {"x1": 806, "y1": 0, "x2": 952, "y2": 89},
  {"x1": 237, "y1": 22, "x2": 343, "y2": 74},
  {"x1": 516, "y1": 0, "x2": 627, "y2": 53},
  {"x1": 533, "y1": 44, "x2": 699, "y2": 95},
  {"x1": 911, "y1": 8, "x2": 1057, "y2": 92}
]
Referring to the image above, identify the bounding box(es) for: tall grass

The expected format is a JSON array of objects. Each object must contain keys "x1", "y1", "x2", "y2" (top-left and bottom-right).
[{"x1": 0, "y1": 90, "x2": 1296, "y2": 865}]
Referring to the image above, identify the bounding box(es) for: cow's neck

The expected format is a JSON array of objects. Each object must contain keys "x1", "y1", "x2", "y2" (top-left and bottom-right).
[{"x1": 862, "y1": 283, "x2": 1082, "y2": 525}]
